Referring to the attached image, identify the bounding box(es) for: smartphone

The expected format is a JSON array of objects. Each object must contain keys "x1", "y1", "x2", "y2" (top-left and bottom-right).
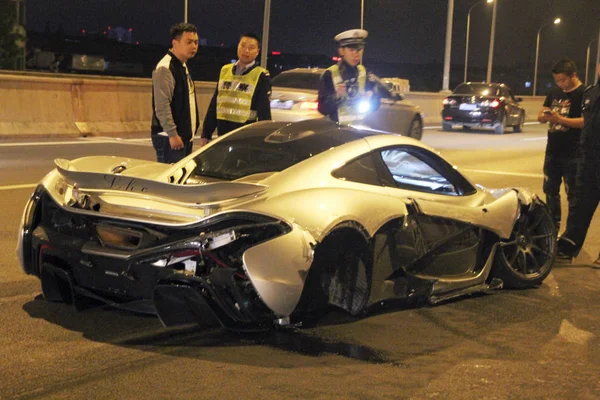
[{"x1": 543, "y1": 110, "x2": 552, "y2": 115}]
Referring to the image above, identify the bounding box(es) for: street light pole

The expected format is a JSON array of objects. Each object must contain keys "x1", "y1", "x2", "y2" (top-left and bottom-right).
[
  {"x1": 361, "y1": 0, "x2": 364, "y2": 29},
  {"x1": 184, "y1": 0, "x2": 188, "y2": 22},
  {"x1": 442, "y1": 0, "x2": 454, "y2": 92},
  {"x1": 585, "y1": 39, "x2": 597, "y2": 86},
  {"x1": 260, "y1": 0, "x2": 271, "y2": 68},
  {"x1": 596, "y1": 23, "x2": 600, "y2": 84},
  {"x1": 533, "y1": 18, "x2": 561, "y2": 96},
  {"x1": 464, "y1": 0, "x2": 493, "y2": 83},
  {"x1": 485, "y1": 0, "x2": 497, "y2": 83}
]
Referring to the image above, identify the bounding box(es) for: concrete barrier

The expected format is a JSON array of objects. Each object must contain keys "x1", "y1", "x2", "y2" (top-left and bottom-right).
[
  {"x1": 0, "y1": 70, "x2": 546, "y2": 138},
  {"x1": 0, "y1": 71, "x2": 216, "y2": 138}
]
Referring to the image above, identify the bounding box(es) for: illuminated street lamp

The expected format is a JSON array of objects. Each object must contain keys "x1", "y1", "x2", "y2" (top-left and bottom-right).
[
  {"x1": 464, "y1": 0, "x2": 493, "y2": 83},
  {"x1": 585, "y1": 38, "x2": 597, "y2": 86},
  {"x1": 533, "y1": 17, "x2": 561, "y2": 96}
]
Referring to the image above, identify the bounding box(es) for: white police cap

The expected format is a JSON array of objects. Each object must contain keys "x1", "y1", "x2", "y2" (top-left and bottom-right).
[{"x1": 334, "y1": 29, "x2": 368, "y2": 48}]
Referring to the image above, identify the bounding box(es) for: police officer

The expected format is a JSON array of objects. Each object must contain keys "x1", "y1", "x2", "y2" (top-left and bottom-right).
[
  {"x1": 318, "y1": 29, "x2": 380, "y2": 124},
  {"x1": 557, "y1": 65, "x2": 600, "y2": 265},
  {"x1": 199, "y1": 33, "x2": 271, "y2": 146}
]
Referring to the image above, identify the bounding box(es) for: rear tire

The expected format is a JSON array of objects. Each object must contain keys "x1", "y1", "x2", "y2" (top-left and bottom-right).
[
  {"x1": 490, "y1": 199, "x2": 556, "y2": 288},
  {"x1": 408, "y1": 117, "x2": 423, "y2": 140},
  {"x1": 494, "y1": 114, "x2": 506, "y2": 134},
  {"x1": 296, "y1": 231, "x2": 371, "y2": 319},
  {"x1": 442, "y1": 122, "x2": 452, "y2": 131},
  {"x1": 513, "y1": 113, "x2": 524, "y2": 133}
]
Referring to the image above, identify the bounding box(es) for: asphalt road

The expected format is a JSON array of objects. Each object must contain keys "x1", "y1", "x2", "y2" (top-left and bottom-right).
[{"x1": 1, "y1": 123, "x2": 598, "y2": 399}]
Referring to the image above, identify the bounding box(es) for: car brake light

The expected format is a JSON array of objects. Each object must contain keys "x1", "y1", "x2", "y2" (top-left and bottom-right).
[
  {"x1": 490, "y1": 100, "x2": 500, "y2": 108},
  {"x1": 442, "y1": 98, "x2": 456, "y2": 106},
  {"x1": 444, "y1": 116, "x2": 453, "y2": 120},
  {"x1": 299, "y1": 101, "x2": 318, "y2": 110}
]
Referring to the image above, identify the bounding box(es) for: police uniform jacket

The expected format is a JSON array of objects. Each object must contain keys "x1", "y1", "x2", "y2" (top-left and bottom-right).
[
  {"x1": 201, "y1": 63, "x2": 271, "y2": 139},
  {"x1": 317, "y1": 60, "x2": 380, "y2": 122}
]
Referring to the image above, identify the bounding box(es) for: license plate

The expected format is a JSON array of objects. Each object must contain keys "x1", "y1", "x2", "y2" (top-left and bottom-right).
[
  {"x1": 270, "y1": 100, "x2": 294, "y2": 110},
  {"x1": 459, "y1": 103, "x2": 477, "y2": 111}
]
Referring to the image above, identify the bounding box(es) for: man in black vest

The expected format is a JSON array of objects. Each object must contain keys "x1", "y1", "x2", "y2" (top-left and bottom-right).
[{"x1": 151, "y1": 23, "x2": 199, "y2": 163}]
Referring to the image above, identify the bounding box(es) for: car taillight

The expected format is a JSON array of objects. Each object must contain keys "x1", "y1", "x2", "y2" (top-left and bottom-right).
[
  {"x1": 481, "y1": 100, "x2": 500, "y2": 108},
  {"x1": 299, "y1": 101, "x2": 318, "y2": 110},
  {"x1": 442, "y1": 98, "x2": 456, "y2": 106}
]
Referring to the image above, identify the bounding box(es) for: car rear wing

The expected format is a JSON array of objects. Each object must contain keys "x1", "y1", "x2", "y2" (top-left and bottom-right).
[{"x1": 54, "y1": 158, "x2": 268, "y2": 208}]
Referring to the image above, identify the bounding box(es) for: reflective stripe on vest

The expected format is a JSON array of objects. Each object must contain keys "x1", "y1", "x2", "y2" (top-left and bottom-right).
[
  {"x1": 216, "y1": 64, "x2": 265, "y2": 123},
  {"x1": 328, "y1": 64, "x2": 367, "y2": 124}
]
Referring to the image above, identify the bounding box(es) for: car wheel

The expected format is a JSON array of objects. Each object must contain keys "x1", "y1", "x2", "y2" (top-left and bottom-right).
[
  {"x1": 513, "y1": 112, "x2": 524, "y2": 133},
  {"x1": 442, "y1": 122, "x2": 452, "y2": 131},
  {"x1": 462, "y1": 125, "x2": 472, "y2": 131},
  {"x1": 490, "y1": 199, "x2": 555, "y2": 288},
  {"x1": 408, "y1": 117, "x2": 423, "y2": 140},
  {"x1": 296, "y1": 231, "x2": 371, "y2": 319},
  {"x1": 494, "y1": 114, "x2": 506, "y2": 134}
]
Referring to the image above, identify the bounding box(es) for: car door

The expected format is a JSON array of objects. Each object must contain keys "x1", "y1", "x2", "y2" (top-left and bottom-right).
[
  {"x1": 503, "y1": 86, "x2": 520, "y2": 125},
  {"x1": 363, "y1": 80, "x2": 415, "y2": 134},
  {"x1": 371, "y1": 145, "x2": 486, "y2": 279}
]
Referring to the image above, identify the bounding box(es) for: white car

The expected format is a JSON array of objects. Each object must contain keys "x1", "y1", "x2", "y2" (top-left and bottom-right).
[{"x1": 270, "y1": 68, "x2": 424, "y2": 140}]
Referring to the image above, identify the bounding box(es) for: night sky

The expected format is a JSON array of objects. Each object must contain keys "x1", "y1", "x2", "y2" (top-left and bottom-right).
[{"x1": 27, "y1": 0, "x2": 600, "y2": 72}]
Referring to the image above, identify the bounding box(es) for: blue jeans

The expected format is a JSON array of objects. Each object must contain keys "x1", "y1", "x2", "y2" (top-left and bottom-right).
[{"x1": 152, "y1": 136, "x2": 193, "y2": 164}]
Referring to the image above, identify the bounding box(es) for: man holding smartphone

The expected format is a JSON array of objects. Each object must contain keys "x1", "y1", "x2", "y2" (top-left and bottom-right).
[{"x1": 537, "y1": 58, "x2": 584, "y2": 250}]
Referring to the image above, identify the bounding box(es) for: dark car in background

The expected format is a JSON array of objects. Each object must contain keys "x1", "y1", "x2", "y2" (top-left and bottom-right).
[{"x1": 441, "y1": 82, "x2": 525, "y2": 134}]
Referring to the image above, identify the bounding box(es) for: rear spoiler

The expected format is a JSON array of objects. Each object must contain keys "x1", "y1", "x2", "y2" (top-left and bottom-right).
[{"x1": 54, "y1": 159, "x2": 268, "y2": 206}]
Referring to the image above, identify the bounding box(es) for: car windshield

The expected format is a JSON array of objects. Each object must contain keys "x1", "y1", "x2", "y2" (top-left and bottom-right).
[
  {"x1": 271, "y1": 72, "x2": 322, "y2": 90},
  {"x1": 453, "y1": 83, "x2": 500, "y2": 97},
  {"x1": 189, "y1": 123, "x2": 375, "y2": 181}
]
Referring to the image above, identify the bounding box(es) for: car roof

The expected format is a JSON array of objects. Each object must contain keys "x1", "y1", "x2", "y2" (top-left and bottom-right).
[{"x1": 279, "y1": 68, "x2": 327, "y2": 75}]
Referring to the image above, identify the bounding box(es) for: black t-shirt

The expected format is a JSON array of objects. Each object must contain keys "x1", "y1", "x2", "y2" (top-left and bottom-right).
[{"x1": 543, "y1": 85, "x2": 585, "y2": 155}]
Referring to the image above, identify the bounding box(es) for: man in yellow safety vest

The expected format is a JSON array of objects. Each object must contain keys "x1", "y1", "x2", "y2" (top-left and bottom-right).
[{"x1": 200, "y1": 32, "x2": 272, "y2": 146}]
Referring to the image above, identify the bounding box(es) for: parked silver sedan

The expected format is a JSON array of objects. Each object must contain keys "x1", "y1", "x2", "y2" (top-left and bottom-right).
[{"x1": 270, "y1": 68, "x2": 424, "y2": 140}]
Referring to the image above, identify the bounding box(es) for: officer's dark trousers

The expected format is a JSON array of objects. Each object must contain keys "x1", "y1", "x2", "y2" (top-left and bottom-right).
[
  {"x1": 152, "y1": 136, "x2": 193, "y2": 164},
  {"x1": 543, "y1": 151, "x2": 578, "y2": 231},
  {"x1": 559, "y1": 151, "x2": 600, "y2": 255}
]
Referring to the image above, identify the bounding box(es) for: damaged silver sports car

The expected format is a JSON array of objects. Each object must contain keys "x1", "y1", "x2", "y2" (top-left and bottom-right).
[{"x1": 17, "y1": 119, "x2": 556, "y2": 331}]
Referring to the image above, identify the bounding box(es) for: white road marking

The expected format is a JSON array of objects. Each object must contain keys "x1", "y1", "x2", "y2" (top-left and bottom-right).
[
  {"x1": 0, "y1": 184, "x2": 37, "y2": 191},
  {"x1": 461, "y1": 168, "x2": 543, "y2": 178},
  {"x1": 0, "y1": 138, "x2": 151, "y2": 147}
]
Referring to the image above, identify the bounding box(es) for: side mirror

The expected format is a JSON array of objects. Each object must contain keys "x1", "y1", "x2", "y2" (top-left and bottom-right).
[{"x1": 515, "y1": 97, "x2": 523, "y2": 102}]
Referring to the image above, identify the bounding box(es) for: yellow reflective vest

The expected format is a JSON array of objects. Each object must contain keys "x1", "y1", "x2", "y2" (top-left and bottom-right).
[
  {"x1": 216, "y1": 64, "x2": 266, "y2": 123},
  {"x1": 328, "y1": 64, "x2": 367, "y2": 124}
]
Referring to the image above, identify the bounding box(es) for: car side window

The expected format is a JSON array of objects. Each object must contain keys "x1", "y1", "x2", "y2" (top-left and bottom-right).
[
  {"x1": 378, "y1": 147, "x2": 459, "y2": 195},
  {"x1": 332, "y1": 153, "x2": 382, "y2": 186}
]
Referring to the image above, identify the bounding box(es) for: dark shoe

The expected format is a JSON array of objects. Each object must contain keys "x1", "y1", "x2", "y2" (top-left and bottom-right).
[
  {"x1": 556, "y1": 236, "x2": 578, "y2": 257},
  {"x1": 554, "y1": 250, "x2": 573, "y2": 264},
  {"x1": 593, "y1": 253, "x2": 600, "y2": 269}
]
